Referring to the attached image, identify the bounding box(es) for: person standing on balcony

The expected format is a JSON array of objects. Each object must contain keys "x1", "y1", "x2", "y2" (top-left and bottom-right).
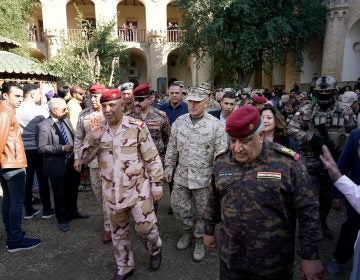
[{"x1": 119, "y1": 82, "x2": 135, "y2": 116}]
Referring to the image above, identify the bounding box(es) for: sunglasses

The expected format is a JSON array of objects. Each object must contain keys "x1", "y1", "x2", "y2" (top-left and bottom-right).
[{"x1": 134, "y1": 97, "x2": 147, "y2": 102}]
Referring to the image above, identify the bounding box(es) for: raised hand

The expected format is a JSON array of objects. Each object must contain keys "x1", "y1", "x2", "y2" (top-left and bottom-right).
[{"x1": 89, "y1": 116, "x2": 105, "y2": 140}]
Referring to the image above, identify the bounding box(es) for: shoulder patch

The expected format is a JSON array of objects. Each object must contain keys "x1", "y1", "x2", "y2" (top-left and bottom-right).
[
  {"x1": 272, "y1": 143, "x2": 299, "y2": 161},
  {"x1": 128, "y1": 117, "x2": 145, "y2": 128}
]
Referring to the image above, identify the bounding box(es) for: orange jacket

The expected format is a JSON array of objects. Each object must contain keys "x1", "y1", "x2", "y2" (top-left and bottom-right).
[{"x1": 0, "y1": 101, "x2": 27, "y2": 169}]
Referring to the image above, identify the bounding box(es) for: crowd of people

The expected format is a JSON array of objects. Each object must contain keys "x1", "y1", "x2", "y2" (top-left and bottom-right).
[{"x1": 1, "y1": 75, "x2": 360, "y2": 280}]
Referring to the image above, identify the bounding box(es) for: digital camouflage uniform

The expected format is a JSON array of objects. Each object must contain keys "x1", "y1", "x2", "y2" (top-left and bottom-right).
[
  {"x1": 123, "y1": 102, "x2": 135, "y2": 116},
  {"x1": 165, "y1": 112, "x2": 228, "y2": 238},
  {"x1": 204, "y1": 141, "x2": 323, "y2": 279},
  {"x1": 81, "y1": 116, "x2": 163, "y2": 276},
  {"x1": 129, "y1": 108, "x2": 171, "y2": 163},
  {"x1": 206, "y1": 97, "x2": 221, "y2": 112},
  {"x1": 74, "y1": 108, "x2": 110, "y2": 231},
  {"x1": 287, "y1": 102, "x2": 356, "y2": 228}
]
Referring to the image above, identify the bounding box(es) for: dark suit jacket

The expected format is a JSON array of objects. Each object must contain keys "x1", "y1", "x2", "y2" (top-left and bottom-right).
[
  {"x1": 208, "y1": 109, "x2": 222, "y2": 120},
  {"x1": 36, "y1": 117, "x2": 75, "y2": 178}
]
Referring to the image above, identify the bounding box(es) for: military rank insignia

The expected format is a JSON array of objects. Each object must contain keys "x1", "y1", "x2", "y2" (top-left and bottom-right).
[
  {"x1": 257, "y1": 172, "x2": 282, "y2": 180},
  {"x1": 280, "y1": 147, "x2": 300, "y2": 161}
]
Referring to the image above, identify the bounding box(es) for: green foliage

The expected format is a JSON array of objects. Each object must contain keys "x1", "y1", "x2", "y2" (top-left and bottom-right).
[
  {"x1": 176, "y1": 0, "x2": 327, "y2": 86},
  {"x1": 0, "y1": 0, "x2": 35, "y2": 56},
  {"x1": 44, "y1": 11, "x2": 128, "y2": 88}
]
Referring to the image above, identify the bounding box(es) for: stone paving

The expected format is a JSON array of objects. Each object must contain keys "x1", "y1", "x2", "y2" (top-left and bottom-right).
[{"x1": 0, "y1": 187, "x2": 353, "y2": 280}]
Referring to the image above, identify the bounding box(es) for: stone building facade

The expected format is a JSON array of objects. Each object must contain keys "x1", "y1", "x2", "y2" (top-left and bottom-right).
[{"x1": 28, "y1": 0, "x2": 360, "y2": 91}]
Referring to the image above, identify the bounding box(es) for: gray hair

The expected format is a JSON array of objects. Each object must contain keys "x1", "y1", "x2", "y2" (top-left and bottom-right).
[{"x1": 48, "y1": 97, "x2": 66, "y2": 110}]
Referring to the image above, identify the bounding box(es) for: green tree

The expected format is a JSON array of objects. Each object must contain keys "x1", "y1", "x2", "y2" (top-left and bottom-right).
[
  {"x1": 176, "y1": 0, "x2": 327, "y2": 87},
  {"x1": 44, "y1": 14, "x2": 128, "y2": 88},
  {"x1": 0, "y1": 0, "x2": 35, "y2": 56}
]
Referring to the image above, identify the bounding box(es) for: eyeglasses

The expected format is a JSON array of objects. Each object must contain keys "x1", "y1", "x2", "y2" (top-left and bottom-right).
[{"x1": 134, "y1": 97, "x2": 147, "y2": 102}]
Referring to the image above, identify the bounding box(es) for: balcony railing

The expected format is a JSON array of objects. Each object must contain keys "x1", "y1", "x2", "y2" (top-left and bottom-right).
[
  {"x1": 27, "y1": 28, "x2": 186, "y2": 44},
  {"x1": 118, "y1": 28, "x2": 146, "y2": 43},
  {"x1": 28, "y1": 27, "x2": 45, "y2": 42},
  {"x1": 166, "y1": 29, "x2": 186, "y2": 43}
]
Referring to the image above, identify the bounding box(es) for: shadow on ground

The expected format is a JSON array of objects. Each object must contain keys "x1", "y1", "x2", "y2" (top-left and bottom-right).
[{"x1": 0, "y1": 186, "x2": 353, "y2": 280}]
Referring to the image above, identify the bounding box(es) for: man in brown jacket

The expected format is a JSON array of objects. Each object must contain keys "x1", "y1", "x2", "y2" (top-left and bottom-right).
[{"x1": 0, "y1": 81, "x2": 41, "y2": 252}]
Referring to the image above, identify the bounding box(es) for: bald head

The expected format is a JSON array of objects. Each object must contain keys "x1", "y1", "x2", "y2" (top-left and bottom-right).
[{"x1": 48, "y1": 98, "x2": 68, "y2": 121}]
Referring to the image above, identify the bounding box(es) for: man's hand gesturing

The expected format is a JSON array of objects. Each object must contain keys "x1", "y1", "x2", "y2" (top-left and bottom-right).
[{"x1": 89, "y1": 116, "x2": 105, "y2": 140}]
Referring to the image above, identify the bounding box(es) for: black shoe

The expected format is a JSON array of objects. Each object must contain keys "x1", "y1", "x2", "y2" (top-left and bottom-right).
[
  {"x1": 112, "y1": 269, "x2": 134, "y2": 280},
  {"x1": 58, "y1": 223, "x2": 70, "y2": 232},
  {"x1": 6, "y1": 231, "x2": 26, "y2": 249},
  {"x1": 150, "y1": 251, "x2": 162, "y2": 270},
  {"x1": 42, "y1": 208, "x2": 55, "y2": 219},
  {"x1": 24, "y1": 209, "x2": 40, "y2": 220},
  {"x1": 69, "y1": 212, "x2": 89, "y2": 220},
  {"x1": 32, "y1": 196, "x2": 41, "y2": 205},
  {"x1": 167, "y1": 207, "x2": 174, "y2": 215}
]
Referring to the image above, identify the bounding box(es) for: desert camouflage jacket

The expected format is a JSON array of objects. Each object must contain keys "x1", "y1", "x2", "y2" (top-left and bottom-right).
[
  {"x1": 81, "y1": 116, "x2": 164, "y2": 210},
  {"x1": 165, "y1": 112, "x2": 228, "y2": 189}
]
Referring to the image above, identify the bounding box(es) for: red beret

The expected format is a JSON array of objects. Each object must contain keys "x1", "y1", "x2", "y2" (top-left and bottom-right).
[
  {"x1": 252, "y1": 95, "x2": 267, "y2": 104},
  {"x1": 89, "y1": 84, "x2": 106, "y2": 95},
  {"x1": 100, "y1": 88, "x2": 121, "y2": 104},
  {"x1": 226, "y1": 106, "x2": 262, "y2": 139},
  {"x1": 133, "y1": 84, "x2": 150, "y2": 97}
]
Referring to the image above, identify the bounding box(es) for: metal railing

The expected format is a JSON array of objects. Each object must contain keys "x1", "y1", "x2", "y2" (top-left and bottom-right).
[
  {"x1": 118, "y1": 28, "x2": 146, "y2": 43},
  {"x1": 166, "y1": 29, "x2": 186, "y2": 43},
  {"x1": 28, "y1": 27, "x2": 45, "y2": 42}
]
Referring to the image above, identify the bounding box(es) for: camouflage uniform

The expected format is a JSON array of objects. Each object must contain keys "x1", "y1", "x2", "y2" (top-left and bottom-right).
[
  {"x1": 165, "y1": 113, "x2": 228, "y2": 238},
  {"x1": 123, "y1": 103, "x2": 135, "y2": 116},
  {"x1": 204, "y1": 141, "x2": 322, "y2": 279},
  {"x1": 129, "y1": 108, "x2": 171, "y2": 163},
  {"x1": 74, "y1": 108, "x2": 109, "y2": 231},
  {"x1": 81, "y1": 116, "x2": 163, "y2": 276},
  {"x1": 206, "y1": 97, "x2": 221, "y2": 112},
  {"x1": 287, "y1": 102, "x2": 356, "y2": 229}
]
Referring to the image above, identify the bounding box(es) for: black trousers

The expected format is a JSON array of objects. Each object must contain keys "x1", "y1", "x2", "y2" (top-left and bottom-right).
[
  {"x1": 49, "y1": 160, "x2": 80, "y2": 224},
  {"x1": 24, "y1": 149, "x2": 51, "y2": 213},
  {"x1": 334, "y1": 215, "x2": 360, "y2": 263}
]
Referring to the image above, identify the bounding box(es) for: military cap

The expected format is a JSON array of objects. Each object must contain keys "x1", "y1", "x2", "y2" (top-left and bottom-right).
[
  {"x1": 89, "y1": 84, "x2": 106, "y2": 95},
  {"x1": 119, "y1": 82, "x2": 134, "y2": 92},
  {"x1": 100, "y1": 88, "x2": 121, "y2": 104},
  {"x1": 173, "y1": 80, "x2": 184, "y2": 88},
  {"x1": 133, "y1": 84, "x2": 150, "y2": 97},
  {"x1": 70, "y1": 85, "x2": 86, "y2": 95},
  {"x1": 252, "y1": 95, "x2": 267, "y2": 104},
  {"x1": 186, "y1": 87, "x2": 208, "y2": 101},
  {"x1": 226, "y1": 105, "x2": 263, "y2": 139}
]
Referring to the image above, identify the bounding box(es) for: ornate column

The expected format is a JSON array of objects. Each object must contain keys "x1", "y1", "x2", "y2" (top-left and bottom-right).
[
  {"x1": 147, "y1": 31, "x2": 167, "y2": 88},
  {"x1": 40, "y1": 0, "x2": 67, "y2": 59},
  {"x1": 321, "y1": 0, "x2": 349, "y2": 80}
]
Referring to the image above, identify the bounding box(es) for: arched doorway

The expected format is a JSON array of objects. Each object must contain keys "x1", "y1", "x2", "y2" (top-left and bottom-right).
[
  {"x1": 66, "y1": 0, "x2": 95, "y2": 42},
  {"x1": 117, "y1": 0, "x2": 146, "y2": 43},
  {"x1": 342, "y1": 19, "x2": 360, "y2": 82},
  {"x1": 167, "y1": 50, "x2": 192, "y2": 87},
  {"x1": 123, "y1": 48, "x2": 147, "y2": 85}
]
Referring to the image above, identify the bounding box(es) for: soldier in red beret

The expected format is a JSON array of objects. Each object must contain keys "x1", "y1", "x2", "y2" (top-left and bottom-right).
[
  {"x1": 252, "y1": 94, "x2": 267, "y2": 112},
  {"x1": 74, "y1": 84, "x2": 110, "y2": 243},
  {"x1": 81, "y1": 87, "x2": 164, "y2": 279},
  {"x1": 203, "y1": 106, "x2": 324, "y2": 280}
]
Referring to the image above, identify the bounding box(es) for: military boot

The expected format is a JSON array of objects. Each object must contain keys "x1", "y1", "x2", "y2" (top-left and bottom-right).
[
  {"x1": 176, "y1": 232, "x2": 192, "y2": 250},
  {"x1": 193, "y1": 238, "x2": 205, "y2": 262}
]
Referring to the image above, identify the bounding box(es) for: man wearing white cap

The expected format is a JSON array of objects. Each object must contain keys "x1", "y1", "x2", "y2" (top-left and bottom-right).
[{"x1": 165, "y1": 86, "x2": 227, "y2": 262}]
